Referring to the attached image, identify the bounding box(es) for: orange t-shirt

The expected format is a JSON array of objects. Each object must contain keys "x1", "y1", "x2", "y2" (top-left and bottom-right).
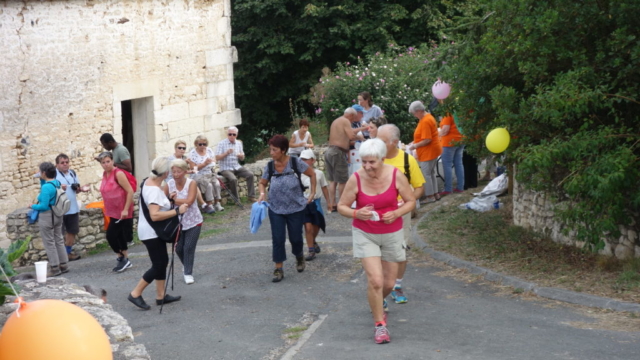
[
  {"x1": 413, "y1": 113, "x2": 442, "y2": 162},
  {"x1": 440, "y1": 115, "x2": 463, "y2": 147}
]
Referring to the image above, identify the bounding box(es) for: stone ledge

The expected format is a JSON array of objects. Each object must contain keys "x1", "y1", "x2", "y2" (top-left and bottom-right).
[{"x1": 1, "y1": 278, "x2": 150, "y2": 360}]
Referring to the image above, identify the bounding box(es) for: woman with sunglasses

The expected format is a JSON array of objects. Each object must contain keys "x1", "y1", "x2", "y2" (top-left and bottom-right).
[{"x1": 188, "y1": 135, "x2": 224, "y2": 213}]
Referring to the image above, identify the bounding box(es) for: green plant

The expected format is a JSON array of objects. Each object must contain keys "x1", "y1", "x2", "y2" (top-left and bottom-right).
[{"x1": 0, "y1": 236, "x2": 32, "y2": 304}]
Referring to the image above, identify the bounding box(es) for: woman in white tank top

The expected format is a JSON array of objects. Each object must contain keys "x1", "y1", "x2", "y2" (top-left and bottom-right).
[{"x1": 288, "y1": 118, "x2": 314, "y2": 157}]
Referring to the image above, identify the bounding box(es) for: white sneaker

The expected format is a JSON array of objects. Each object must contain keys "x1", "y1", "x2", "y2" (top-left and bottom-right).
[
  {"x1": 184, "y1": 274, "x2": 195, "y2": 284},
  {"x1": 214, "y1": 203, "x2": 224, "y2": 212}
]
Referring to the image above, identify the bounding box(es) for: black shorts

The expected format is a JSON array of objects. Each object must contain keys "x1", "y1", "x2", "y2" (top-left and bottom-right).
[{"x1": 62, "y1": 213, "x2": 80, "y2": 235}]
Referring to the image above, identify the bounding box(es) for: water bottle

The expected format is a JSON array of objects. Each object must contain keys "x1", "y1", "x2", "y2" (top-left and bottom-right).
[{"x1": 493, "y1": 201, "x2": 502, "y2": 209}]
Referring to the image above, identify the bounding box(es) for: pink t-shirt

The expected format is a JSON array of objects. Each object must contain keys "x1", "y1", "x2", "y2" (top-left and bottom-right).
[
  {"x1": 352, "y1": 168, "x2": 402, "y2": 234},
  {"x1": 100, "y1": 168, "x2": 133, "y2": 219}
]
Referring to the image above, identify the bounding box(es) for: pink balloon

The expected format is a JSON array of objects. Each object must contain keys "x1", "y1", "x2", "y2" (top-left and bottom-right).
[{"x1": 432, "y1": 80, "x2": 451, "y2": 100}]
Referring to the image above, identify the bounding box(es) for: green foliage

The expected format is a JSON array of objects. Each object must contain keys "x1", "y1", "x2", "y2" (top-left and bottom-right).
[
  {"x1": 231, "y1": 0, "x2": 480, "y2": 156},
  {"x1": 312, "y1": 44, "x2": 455, "y2": 143},
  {"x1": 450, "y1": 0, "x2": 640, "y2": 249},
  {"x1": 0, "y1": 236, "x2": 32, "y2": 304}
]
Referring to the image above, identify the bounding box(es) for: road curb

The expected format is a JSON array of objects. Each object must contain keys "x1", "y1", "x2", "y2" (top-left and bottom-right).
[{"x1": 412, "y1": 205, "x2": 640, "y2": 314}]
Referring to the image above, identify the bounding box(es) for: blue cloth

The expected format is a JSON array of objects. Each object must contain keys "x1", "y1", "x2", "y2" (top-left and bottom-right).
[
  {"x1": 250, "y1": 201, "x2": 269, "y2": 234},
  {"x1": 27, "y1": 209, "x2": 39, "y2": 224},
  {"x1": 56, "y1": 169, "x2": 80, "y2": 214},
  {"x1": 32, "y1": 179, "x2": 61, "y2": 212}
]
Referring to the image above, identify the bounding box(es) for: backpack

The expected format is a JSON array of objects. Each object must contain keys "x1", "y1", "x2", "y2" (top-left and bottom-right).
[
  {"x1": 403, "y1": 151, "x2": 411, "y2": 184},
  {"x1": 267, "y1": 157, "x2": 307, "y2": 194},
  {"x1": 46, "y1": 182, "x2": 71, "y2": 217},
  {"x1": 116, "y1": 168, "x2": 137, "y2": 192}
]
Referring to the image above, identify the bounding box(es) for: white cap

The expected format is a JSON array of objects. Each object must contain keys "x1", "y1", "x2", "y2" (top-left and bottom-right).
[{"x1": 300, "y1": 149, "x2": 315, "y2": 160}]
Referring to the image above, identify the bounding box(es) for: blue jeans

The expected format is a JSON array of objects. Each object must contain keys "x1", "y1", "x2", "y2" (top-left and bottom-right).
[
  {"x1": 269, "y1": 208, "x2": 305, "y2": 263},
  {"x1": 441, "y1": 146, "x2": 465, "y2": 192}
]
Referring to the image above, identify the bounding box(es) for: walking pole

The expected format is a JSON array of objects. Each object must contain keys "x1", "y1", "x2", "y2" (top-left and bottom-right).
[
  {"x1": 217, "y1": 176, "x2": 244, "y2": 209},
  {"x1": 160, "y1": 223, "x2": 181, "y2": 314}
]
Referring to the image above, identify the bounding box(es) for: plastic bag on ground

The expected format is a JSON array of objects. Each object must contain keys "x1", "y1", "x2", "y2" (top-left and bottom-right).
[
  {"x1": 458, "y1": 195, "x2": 499, "y2": 212},
  {"x1": 473, "y1": 174, "x2": 508, "y2": 197}
]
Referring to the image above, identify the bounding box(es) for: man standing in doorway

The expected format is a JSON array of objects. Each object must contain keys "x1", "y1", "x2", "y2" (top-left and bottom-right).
[
  {"x1": 99, "y1": 133, "x2": 133, "y2": 173},
  {"x1": 55, "y1": 154, "x2": 90, "y2": 261},
  {"x1": 377, "y1": 125, "x2": 425, "y2": 304},
  {"x1": 324, "y1": 108, "x2": 360, "y2": 212},
  {"x1": 216, "y1": 126, "x2": 256, "y2": 202}
]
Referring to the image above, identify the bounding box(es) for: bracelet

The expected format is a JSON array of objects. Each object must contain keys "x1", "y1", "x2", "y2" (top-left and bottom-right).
[{"x1": 353, "y1": 209, "x2": 357, "y2": 219}]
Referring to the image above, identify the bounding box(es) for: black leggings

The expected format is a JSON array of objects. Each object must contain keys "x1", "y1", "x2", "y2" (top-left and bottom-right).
[
  {"x1": 142, "y1": 238, "x2": 169, "y2": 283},
  {"x1": 106, "y1": 217, "x2": 133, "y2": 254}
]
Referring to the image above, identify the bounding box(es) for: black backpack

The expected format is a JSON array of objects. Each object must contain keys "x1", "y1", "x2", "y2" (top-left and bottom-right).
[
  {"x1": 403, "y1": 151, "x2": 411, "y2": 184},
  {"x1": 267, "y1": 157, "x2": 307, "y2": 194}
]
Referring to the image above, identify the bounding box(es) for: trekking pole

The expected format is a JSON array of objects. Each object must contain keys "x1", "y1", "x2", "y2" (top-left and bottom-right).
[
  {"x1": 160, "y1": 222, "x2": 181, "y2": 314},
  {"x1": 217, "y1": 176, "x2": 244, "y2": 209}
]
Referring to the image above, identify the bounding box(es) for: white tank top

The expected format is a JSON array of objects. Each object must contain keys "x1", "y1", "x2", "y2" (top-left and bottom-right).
[
  {"x1": 288, "y1": 130, "x2": 310, "y2": 155},
  {"x1": 167, "y1": 178, "x2": 203, "y2": 230}
]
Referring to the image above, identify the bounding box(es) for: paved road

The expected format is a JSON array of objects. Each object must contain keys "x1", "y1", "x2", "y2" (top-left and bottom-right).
[{"x1": 63, "y1": 205, "x2": 640, "y2": 360}]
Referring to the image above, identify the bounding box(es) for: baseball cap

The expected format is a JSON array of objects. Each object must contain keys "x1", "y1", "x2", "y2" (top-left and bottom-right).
[
  {"x1": 300, "y1": 149, "x2": 315, "y2": 160},
  {"x1": 351, "y1": 104, "x2": 365, "y2": 113}
]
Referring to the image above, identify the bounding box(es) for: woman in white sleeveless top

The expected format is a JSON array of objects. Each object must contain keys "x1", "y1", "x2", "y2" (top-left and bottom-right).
[
  {"x1": 165, "y1": 159, "x2": 204, "y2": 284},
  {"x1": 288, "y1": 118, "x2": 314, "y2": 157}
]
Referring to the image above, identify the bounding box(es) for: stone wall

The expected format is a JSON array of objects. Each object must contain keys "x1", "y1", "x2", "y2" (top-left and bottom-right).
[
  {"x1": 512, "y1": 177, "x2": 640, "y2": 260},
  {"x1": 0, "y1": 0, "x2": 240, "y2": 248},
  {"x1": 7, "y1": 208, "x2": 106, "y2": 266},
  {"x1": 1, "y1": 278, "x2": 150, "y2": 360}
]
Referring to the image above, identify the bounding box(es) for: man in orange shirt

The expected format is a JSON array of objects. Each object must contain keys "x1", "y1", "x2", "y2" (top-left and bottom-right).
[{"x1": 407, "y1": 101, "x2": 442, "y2": 203}]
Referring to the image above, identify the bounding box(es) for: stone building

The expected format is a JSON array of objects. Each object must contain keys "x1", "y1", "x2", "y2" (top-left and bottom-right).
[{"x1": 0, "y1": 0, "x2": 240, "y2": 247}]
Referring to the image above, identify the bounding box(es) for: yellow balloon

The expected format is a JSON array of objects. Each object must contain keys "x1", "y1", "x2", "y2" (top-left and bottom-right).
[
  {"x1": 485, "y1": 128, "x2": 511, "y2": 153},
  {"x1": 0, "y1": 300, "x2": 112, "y2": 360}
]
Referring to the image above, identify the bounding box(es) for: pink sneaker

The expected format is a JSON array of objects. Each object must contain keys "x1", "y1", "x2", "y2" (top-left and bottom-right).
[
  {"x1": 453, "y1": 189, "x2": 464, "y2": 194},
  {"x1": 374, "y1": 325, "x2": 390, "y2": 344},
  {"x1": 440, "y1": 191, "x2": 451, "y2": 196}
]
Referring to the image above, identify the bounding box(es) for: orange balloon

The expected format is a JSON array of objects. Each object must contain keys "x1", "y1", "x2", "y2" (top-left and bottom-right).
[{"x1": 0, "y1": 299, "x2": 112, "y2": 360}]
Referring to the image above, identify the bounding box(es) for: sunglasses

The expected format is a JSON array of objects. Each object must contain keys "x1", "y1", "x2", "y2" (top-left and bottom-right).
[
  {"x1": 177, "y1": 146, "x2": 186, "y2": 150},
  {"x1": 198, "y1": 143, "x2": 208, "y2": 146},
  {"x1": 228, "y1": 133, "x2": 237, "y2": 136}
]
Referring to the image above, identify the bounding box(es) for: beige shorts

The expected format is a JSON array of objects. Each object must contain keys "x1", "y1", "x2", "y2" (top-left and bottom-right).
[
  {"x1": 352, "y1": 227, "x2": 406, "y2": 263},
  {"x1": 402, "y1": 212, "x2": 412, "y2": 245}
]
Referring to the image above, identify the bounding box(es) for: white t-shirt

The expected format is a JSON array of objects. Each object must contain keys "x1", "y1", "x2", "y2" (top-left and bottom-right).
[
  {"x1": 138, "y1": 184, "x2": 172, "y2": 241},
  {"x1": 301, "y1": 169, "x2": 328, "y2": 200}
]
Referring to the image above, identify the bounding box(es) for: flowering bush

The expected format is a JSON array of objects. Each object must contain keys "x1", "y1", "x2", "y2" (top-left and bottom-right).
[{"x1": 310, "y1": 43, "x2": 455, "y2": 143}]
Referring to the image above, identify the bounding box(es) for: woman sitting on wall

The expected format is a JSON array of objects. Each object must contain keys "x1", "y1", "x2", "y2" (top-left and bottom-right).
[{"x1": 188, "y1": 135, "x2": 224, "y2": 214}]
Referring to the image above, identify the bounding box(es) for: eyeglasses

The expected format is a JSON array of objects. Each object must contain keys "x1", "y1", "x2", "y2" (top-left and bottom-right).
[
  {"x1": 228, "y1": 133, "x2": 237, "y2": 137},
  {"x1": 59, "y1": 161, "x2": 69, "y2": 164},
  {"x1": 198, "y1": 143, "x2": 208, "y2": 146},
  {"x1": 177, "y1": 147, "x2": 186, "y2": 150}
]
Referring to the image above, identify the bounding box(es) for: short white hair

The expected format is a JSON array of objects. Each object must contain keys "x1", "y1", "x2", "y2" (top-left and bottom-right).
[
  {"x1": 228, "y1": 126, "x2": 238, "y2": 133},
  {"x1": 378, "y1": 124, "x2": 400, "y2": 142},
  {"x1": 150, "y1": 157, "x2": 171, "y2": 179},
  {"x1": 344, "y1": 108, "x2": 357, "y2": 116},
  {"x1": 408, "y1": 101, "x2": 425, "y2": 114},
  {"x1": 358, "y1": 138, "x2": 387, "y2": 160}
]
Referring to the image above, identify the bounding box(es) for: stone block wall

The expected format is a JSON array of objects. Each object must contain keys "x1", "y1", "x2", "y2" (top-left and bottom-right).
[
  {"x1": 512, "y1": 177, "x2": 640, "y2": 260},
  {"x1": 0, "y1": 0, "x2": 240, "y2": 247},
  {"x1": 7, "y1": 208, "x2": 106, "y2": 266}
]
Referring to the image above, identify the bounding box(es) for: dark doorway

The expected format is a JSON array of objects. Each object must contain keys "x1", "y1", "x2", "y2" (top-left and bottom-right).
[{"x1": 121, "y1": 100, "x2": 135, "y2": 175}]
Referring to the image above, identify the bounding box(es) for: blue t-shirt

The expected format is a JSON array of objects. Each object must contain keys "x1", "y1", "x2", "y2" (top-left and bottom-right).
[
  {"x1": 261, "y1": 157, "x2": 309, "y2": 214},
  {"x1": 362, "y1": 104, "x2": 383, "y2": 124},
  {"x1": 56, "y1": 169, "x2": 80, "y2": 214}
]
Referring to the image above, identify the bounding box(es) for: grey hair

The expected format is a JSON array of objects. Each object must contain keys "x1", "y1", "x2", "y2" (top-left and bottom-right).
[
  {"x1": 97, "y1": 151, "x2": 113, "y2": 161},
  {"x1": 344, "y1": 108, "x2": 357, "y2": 116},
  {"x1": 171, "y1": 159, "x2": 190, "y2": 172},
  {"x1": 228, "y1": 126, "x2": 238, "y2": 133},
  {"x1": 408, "y1": 101, "x2": 425, "y2": 114},
  {"x1": 378, "y1": 124, "x2": 400, "y2": 142},
  {"x1": 358, "y1": 138, "x2": 387, "y2": 160},
  {"x1": 149, "y1": 157, "x2": 171, "y2": 179}
]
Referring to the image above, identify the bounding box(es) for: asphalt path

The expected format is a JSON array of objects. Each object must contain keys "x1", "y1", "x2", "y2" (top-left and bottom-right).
[{"x1": 62, "y1": 206, "x2": 640, "y2": 360}]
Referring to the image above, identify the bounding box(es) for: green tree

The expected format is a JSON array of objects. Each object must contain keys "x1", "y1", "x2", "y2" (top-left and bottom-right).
[
  {"x1": 231, "y1": 0, "x2": 478, "y2": 156},
  {"x1": 451, "y1": 0, "x2": 640, "y2": 249}
]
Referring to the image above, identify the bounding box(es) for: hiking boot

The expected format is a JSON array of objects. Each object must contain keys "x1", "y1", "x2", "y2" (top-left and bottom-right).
[
  {"x1": 391, "y1": 287, "x2": 408, "y2": 304},
  {"x1": 204, "y1": 205, "x2": 216, "y2": 214},
  {"x1": 156, "y1": 294, "x2": 181, "y2": 305},
  {"x1": 296, "y1": 256, "x2": 306, "y2": 273},
  {"x1": 48, "y1": 266, "x2": 62, "y2": 277},
  {"x1": 382, "y1": 299, "x2": 389, "y2": 312},
  {"x1": 214, "y1": 203, "x2": 224, "y2": 212},
  {"x1": 113, "y1": 257, "x2": 132, "y2": 273},
  {"x1": 59, "y1": 263, "x2": 69, "y2": 274},
  {"x1": 68, "y1": 252, "x2": 81, "y2": 262},
  {"x1": 374, "y1": 324, "x2": 391, "y2": 344},
  {"x1": 128, "y1": 294, "x2": 150, "y2": 310},
  {"x1": 272, "y1": 268, "x2": 284, "y2": 282},
  {"x1": 305, "y1": 251, "x2": 316, "y2": 261},
  {"x1": 313, "y1": 241, "x2": 321, "y2": 254}
]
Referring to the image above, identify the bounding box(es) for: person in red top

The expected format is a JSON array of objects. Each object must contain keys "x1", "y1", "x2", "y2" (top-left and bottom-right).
[
  {"x1": 338, "y1": 138, "x2": 415, "y2": 344},
  {"x1": 407, "y1": 101, "x2": 442, "y2": 203},
  {"x1": 439, "y1": 113, "x2": 465, "y2": 194},
  {"x1": 98, "y1": 152, "x2": 135, "y2": 273}
]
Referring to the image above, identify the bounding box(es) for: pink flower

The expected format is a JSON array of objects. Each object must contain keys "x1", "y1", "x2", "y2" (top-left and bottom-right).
[
  {"x1": 399, "y1": 54, "x2": 404, "y2": 57},
  {"x1": 352, "y1": 99, "x2": 356, "y2": 103},
  {"x1": 335, "y1": 76, "x2": 340, "y2": 79},
  {"x1": 381, "y1": 79, "x2": 385, "y2": 83},
  {"x1": 315, "y1": 108, "x2": 322, "y2": 114},
  {"x1": 346, "y1": 62, "x2": 350, "y2": 65},
  {"x1": 358, "y1": 77, "x2": 363, "y2": 81}
]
